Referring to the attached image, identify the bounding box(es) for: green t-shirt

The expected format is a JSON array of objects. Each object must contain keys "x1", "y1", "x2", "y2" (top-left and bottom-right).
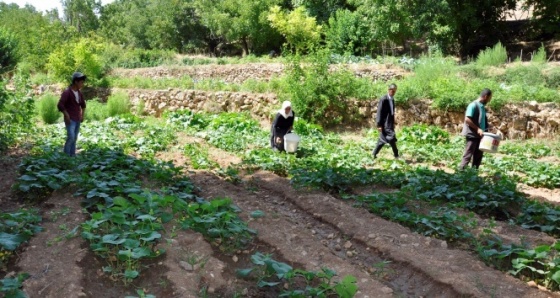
[{"x1": 465, "y1": 101, "x2": 486, "y2": 131}]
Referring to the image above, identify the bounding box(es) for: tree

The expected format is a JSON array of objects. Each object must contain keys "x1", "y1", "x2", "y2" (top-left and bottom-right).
[
  {"x1": 0, "y1": 27, "x2": 19, "y2": 75},
  {"x1": 349, "y1": 0, "x2": 517, "y2": 57},
  {"x1": 268, "y1": 5, "x2": 322, "y2": 54},
  {"x1": 523, "y1": 0, "x2": 560, "y2": 36},
  {"x1": 62, "y1": 0, "x2": 101, "y2": 34},
  {"x1": 325, "y1": 9, "x2": 373, "y2": 55},
  {"x1": 0, "y1": 3, "x2": 72, "y2": 71},
  {"x1": 291, "y1": 0, "x2": 350, "y2": 23},
  {"x1": 193, "y1": 0, "x2": 282, "y2": 56}
]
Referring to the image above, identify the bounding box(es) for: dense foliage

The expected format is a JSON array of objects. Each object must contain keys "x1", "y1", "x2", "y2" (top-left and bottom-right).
[{"x1": 0, "y1": 0, "x2": 557, "y2": 75}]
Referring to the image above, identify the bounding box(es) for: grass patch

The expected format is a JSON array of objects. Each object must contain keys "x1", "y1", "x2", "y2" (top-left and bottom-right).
[
  {"x1": 85, "y1": 99, "x2": 108, "y2": 121},
  {"x1": 107, "y1": 91, "x2": 131, "y2": 117},
  {"x1": 36, "y1": 93, "x2": 60, "y2": 124}
]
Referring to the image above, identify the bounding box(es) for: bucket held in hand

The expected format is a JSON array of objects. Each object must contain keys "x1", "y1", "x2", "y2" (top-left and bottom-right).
[
  {"x1": 479, "y1": 132, "x2": 502, "y2": 153},
  {"x1": 284, "y1": 133, "x2": 301, "y2": 153}
]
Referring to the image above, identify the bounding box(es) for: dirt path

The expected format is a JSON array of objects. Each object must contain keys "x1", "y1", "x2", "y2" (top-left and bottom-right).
[{"x1": 19, "y1": 191, "x2": 88, "y2": 297}]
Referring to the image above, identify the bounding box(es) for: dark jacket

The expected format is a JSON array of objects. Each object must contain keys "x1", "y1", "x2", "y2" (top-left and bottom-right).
[
  {"x1": 375, "y1": 95, "x2": 397, "y2": 144},
  {"x1": 271, "y1": 112, "x2": 295, "y2": 137},
  {"x1": 270, "y1": 112, "x2": 295, "y2": 150},
  {"x1": 57, "y1": 87, "x2": 86, "y2": 122},
  {"x1": 461, "y1": 100, "x2": 488, "y2": 139},
  {"x1": 376, "y1": 95, "x2": 395, "y2": 130}
]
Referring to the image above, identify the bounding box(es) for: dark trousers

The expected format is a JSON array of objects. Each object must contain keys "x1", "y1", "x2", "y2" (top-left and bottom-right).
[
  {"x1": 460, "y1": 138, "x2": 484, "y2": 169},
  {"x1": 373, "y1": 139, "x2": 399, "y2": 158}
]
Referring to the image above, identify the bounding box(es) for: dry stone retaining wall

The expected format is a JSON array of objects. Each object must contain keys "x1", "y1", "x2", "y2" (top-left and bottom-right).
[{"x1": 125, "y1": 88, "x2": 559, "y2": 139}]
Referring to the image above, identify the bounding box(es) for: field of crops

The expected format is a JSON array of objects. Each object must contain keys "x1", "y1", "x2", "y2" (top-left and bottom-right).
[{"x1": 1, "y1": 109, "x2": 559, "y2": 297}]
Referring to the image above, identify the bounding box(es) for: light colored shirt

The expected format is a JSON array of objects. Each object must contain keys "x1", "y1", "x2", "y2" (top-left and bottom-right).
[{"x1": 72, "y1": 90, "x2": 80, "y2": 104}]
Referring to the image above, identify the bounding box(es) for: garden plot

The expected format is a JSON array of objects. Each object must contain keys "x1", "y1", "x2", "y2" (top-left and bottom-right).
[{"x1": 1, "y1": 111, "x2": 560, "y2": 297}]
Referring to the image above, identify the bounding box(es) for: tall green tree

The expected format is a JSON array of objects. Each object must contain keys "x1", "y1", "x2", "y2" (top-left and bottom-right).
[
  {"x1": 524, "y1": 0, "x2": 560, "y2": 36},
  {"x1": 193, "y1": 0, "x2": 283, "y2": 56},
  {"x1": 62, "y1": 0, "x2": 101, "y2": 34},
  {"x1": 350, "y1": 0, "x2": 517, "y2": 57},
  {"x1": 0, "y1": 3, "x2": 72, "y2": 71},
  {"x1": 291, "y1": 0, "x2": 350, "y2": 23},
  {"x1": 325, "y1": 9, "x2": 373, "y2": 55}
]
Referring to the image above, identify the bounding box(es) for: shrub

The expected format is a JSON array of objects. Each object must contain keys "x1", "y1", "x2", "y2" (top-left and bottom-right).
[
  {"x1": 544, "y1": 67, "x2": 560, "y2": 89},
  {"x1": 47, "y1": 37, "x2": 105, "y2": 86},
  {"x1": 0, "y1": 27, "x2": 19, "y2": 75},
  {"x1": 531, "y1": 44, "x2": 547, "y2": 64},
  {"x1": 84, "y1": 99, "x2": 108, "y2": 121},
  {"x1": 107, "y1": 92, "x2": 131, "y2": 117},
  {"x1": 502, "y1": 65, "x2": 546, "y2": 87},
  {"x1": 410, "y1": 54, "x2": 457, "y2": 97},
  {"x1": 476, "y1": 42, "x2": 507, "y2": 67},
  {"x1": 279, "y1": 50, "x2": 371, "y2": 126},
  {"x1": 37, "y1": 93, "x2": 60, "y2": 124}
]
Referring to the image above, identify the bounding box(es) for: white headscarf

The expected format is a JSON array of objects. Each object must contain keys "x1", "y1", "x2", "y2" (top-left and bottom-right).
[{"x1": 278, "y1": 101, "x2": 293, "y2": 119}]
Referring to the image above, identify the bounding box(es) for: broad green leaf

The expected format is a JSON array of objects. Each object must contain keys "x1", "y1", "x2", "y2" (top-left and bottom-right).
[
  {"x1": 236, "y1": 268, "x2": 253, "y2": 277},
  {"x1": 124, "y1": 269, "x2": 139, "y2": 279},
  {"x1": 0, "y1": 232, "x2": 27, "y2": 251}
]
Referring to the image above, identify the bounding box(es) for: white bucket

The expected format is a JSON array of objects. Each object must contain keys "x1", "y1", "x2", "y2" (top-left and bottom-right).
[
  {"x1": 284, "y1": 133, "x2": 301, "y2": 153},
  {"x1": 479, "y1": 132, "x2": 502, "y2": 153}
]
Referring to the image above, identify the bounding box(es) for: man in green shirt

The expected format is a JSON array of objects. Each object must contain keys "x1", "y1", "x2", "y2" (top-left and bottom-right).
[{"x1": 460, "y1": 88, "x2": 492, "y2": 170}]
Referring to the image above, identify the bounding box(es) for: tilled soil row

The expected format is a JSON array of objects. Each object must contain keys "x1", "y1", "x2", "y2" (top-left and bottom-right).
[
  {"x1": 246, "y1": 171, "x2": 554, "y2": 298},
  {"x1": 18, "y1": 191, "x2": 88, "y2": 298},
  {"x1": 190, "y1": 171, "x2": 460, "y2": 297}
]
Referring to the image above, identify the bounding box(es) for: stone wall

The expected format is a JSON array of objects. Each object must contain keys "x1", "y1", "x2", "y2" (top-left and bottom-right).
[{"x1": 125, "y1": 88, "x2": 559, "y2": 139}]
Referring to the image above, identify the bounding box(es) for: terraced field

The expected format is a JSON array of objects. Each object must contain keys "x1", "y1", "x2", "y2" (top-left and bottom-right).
[{"x1": 1, "y1": 106, "x2": 559, "y2": 297}]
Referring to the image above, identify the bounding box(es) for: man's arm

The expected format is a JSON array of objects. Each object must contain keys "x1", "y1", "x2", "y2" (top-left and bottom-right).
[
  {"x1": 376, "y1": 96, "x2": 386, "y2": 131},
  {"x1": 465, "y1": 116, "x2": 483, "y2": 137},
  {"x1": 58, "y1": 91, "x2": 71, "y2": 123}
]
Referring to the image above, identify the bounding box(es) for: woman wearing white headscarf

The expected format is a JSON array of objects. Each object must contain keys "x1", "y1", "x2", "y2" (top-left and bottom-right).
[{"x1": 270, "y1": 101, "x2": 295, "y2": 151}]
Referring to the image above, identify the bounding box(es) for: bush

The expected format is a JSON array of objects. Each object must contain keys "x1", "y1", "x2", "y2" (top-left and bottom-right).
[
  {"x1": 410, "y1": 54, "x2": 457, "y2": 98},
  {"x1": 84, "y1": 99, "x2": 108, "y2": 121},
  {"x1": 103, "y1": 46, "x2": 176, "y2": 69},
  {"x1": 476, "y1": 42, "x2": 507, "y2": 67},
  {"x1": 0, "y1": 27, "x2": 20, "y2": 75},
  {"x1": 532, "y1": 44, "x2": 547, "y2": 63},
  {"x1": 279, "y1": 50, "x2": 360, "y2": 126},
  {"x1": 37, "y1": 93, "x2": 60, "y2": 124},
  {"x1": 502, "y1": 65, "x2": 546, "y2": 87},
  {"x1": 107, "y1": 92, "x2": 131, "y2": 117},
  {"x1": 544, "y1": 67, "x2": 560, "y2": 89},
  {"x1": 47, "y1": 37, "x2": 105, "y2": 86}
]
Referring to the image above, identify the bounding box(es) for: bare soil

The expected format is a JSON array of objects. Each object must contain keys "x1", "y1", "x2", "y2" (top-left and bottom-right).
[{"x1": 2, "y1": 134, "x2": 559, "y2": 297}]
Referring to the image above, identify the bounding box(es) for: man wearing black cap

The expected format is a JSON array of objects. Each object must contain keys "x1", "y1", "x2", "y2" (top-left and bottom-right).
[{"x1": 57, "y1": 72, "x2": 87, "y2": 156}]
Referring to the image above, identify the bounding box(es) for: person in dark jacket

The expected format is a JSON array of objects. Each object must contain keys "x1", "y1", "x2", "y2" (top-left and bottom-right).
[
  {"x1": 372, "y1": 83, "x2": 399, "y2": 159},
  {"x1": 270, "y1": 101, "x2": 295, "y2": 151},
  {"x1": 460, "y1": 88, "x2": 493, "y2": 169},
  {"x1": 58, "y1": 72, "x2": 87, "y2": 157}
]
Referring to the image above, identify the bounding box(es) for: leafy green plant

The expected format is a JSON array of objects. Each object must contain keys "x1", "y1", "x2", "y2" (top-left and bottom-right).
[
  {"x1": 238, "y1": 252, "x2": 358, "y2": 297},
  {"x1": 180, "y1": 198, "x2": 255, "y2": 251},
  {"x1": 0, "y1": 76, "x2": 35, "y2": 152},
  {"x1": 0, "y1": 210, "x2": 42, "y2": 268},
  {"x1": 184, "y1": 143, "x2": 218, "y2": 169},
  {"x1": 36, "y1": 93, "x2": 60, "y2": 124},
  {"x1": 107, "y1": 91, "x2": 131, "y2": 117},
  {"x1": 0, "y1": 273, "x2": 29, "y2": 298}
]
